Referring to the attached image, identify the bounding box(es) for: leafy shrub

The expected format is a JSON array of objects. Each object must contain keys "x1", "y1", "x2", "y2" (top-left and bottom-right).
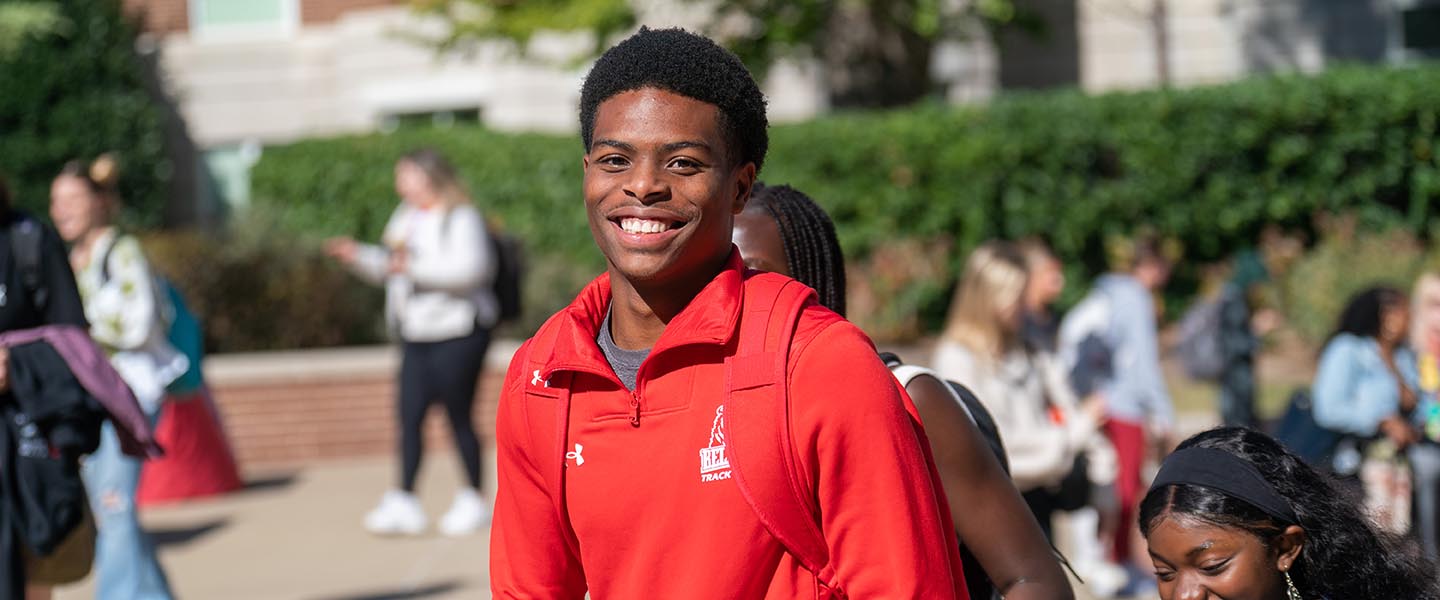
[
  {"x1": 1279, "y1": 216, "x2": 1428, "y2": 344},
  {"x1": 251, "y1": 63, "x2": 1440, "y2": 340},
  {"x1": 142, "y1": 217, "x2": 385, "y2": 353}
]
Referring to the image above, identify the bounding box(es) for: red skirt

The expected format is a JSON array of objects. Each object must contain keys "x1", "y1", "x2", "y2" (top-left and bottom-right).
[{"x1": 137, "y1": 388, "x2": 244, "y2": 506}]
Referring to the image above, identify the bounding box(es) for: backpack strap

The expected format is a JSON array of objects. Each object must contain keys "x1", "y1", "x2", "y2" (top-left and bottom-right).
[
  {"x1": 722, "y1": 274, "x2": 845, "y2": 596},
  {"x1": 885, "y1": 357, "x2": 1011, "y2": 477},
  {"x1": 520, "y1": 315, "x2": 584, "y2": 561},
  {"x1": 889, "y1": 363, "x2": 981, "y2": 422},
  {"x1": 9, "y1": 216, "x2": 48, "y2": 311}
]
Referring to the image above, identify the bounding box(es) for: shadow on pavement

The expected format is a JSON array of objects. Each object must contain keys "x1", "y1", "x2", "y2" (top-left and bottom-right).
[
  {"x1": 311, "y1": 581, "x2": 462, "y2": 600},
  {"x1": 150, "y1": 518, "x2": 229, "y2": 548},
  {"x1": 244, "y1": 472, "x2": 300, "y2": 493}
]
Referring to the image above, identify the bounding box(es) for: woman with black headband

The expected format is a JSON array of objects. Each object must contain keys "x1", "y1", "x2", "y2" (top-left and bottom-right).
[{"x1": 1141, "y1": 427, "x2": 1438, "y2": 599}]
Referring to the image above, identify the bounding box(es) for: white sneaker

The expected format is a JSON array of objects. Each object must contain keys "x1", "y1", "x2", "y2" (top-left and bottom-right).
[
  {"x1": 364, "y1": 490, "x2": 427, "y2": 536},
  {"x1": 1078, "y1": 559, "x2": 1129, "y2": 598},
  {"x1": 438, "y1": 488, "x2": 491, "y2": 537}
]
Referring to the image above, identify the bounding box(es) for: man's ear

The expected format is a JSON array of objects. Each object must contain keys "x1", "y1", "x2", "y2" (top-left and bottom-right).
[
  {"x1": 1274, "y1": 525, "x2": 1306, "y2": 573},
  {"x1": 582, "y1": 154, "x2": 590, "y2": 170},
  {"x1": 732, "y1": 162, "x2": 756, "y2": 215}
]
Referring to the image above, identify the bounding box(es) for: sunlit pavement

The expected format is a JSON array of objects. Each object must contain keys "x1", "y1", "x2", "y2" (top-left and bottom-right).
[
  {"x1": 56, "y1": 454, "x2": 494, "y2": 600},
  {"x1": 53, "y1": 420, "x2": 1205, "y2": 600}
]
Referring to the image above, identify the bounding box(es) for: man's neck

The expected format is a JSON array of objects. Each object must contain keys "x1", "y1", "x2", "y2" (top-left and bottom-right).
[{"x1": 606, "y1": 256, "x2": 728, "y2": 350}]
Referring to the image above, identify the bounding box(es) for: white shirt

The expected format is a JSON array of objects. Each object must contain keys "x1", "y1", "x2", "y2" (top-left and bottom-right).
[
  {"x1": 932, "y1": 340, "x2": 1107, "y2": 490},
  {"x1": 349, "y1": 203, "x2": 498, "y2": 343},
  {"x1": 75, "y1": 230, "x2": 188, "y2": 411}
]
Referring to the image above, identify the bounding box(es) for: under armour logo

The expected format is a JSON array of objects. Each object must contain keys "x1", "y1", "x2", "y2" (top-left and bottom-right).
[
  {"x1": 565, "y1": 443, "x2": 584, "y2": 467},
  {"x1": 531, "y1": 369, "x2": 550, "y2": 388}
]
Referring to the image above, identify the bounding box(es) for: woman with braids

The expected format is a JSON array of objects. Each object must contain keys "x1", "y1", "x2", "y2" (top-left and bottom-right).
[
  {"x1": 1142, "y1": 426, "x2": 1439, "y2": 599},
  {"x1": 733, "y1": 182, "x2": 1074, "y2": 600}
]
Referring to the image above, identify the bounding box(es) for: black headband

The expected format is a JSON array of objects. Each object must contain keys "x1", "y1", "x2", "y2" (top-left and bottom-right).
[{"x1": 1150, "y1": 447, "x2": 1299, "y2": 524}]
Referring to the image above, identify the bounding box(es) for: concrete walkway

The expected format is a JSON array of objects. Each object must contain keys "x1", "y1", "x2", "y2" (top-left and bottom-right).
[
  {"x1": 47, "y1": 452, "x2": 1191, "y2": 600},
  {"x1": 55, "y1": 455, "x2": 493, "y2": 600},
  {"x1": 49, "y1": 370, "x2": 1211, "y2": 600}
]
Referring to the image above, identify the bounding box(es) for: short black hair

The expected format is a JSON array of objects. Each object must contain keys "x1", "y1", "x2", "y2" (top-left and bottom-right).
[
  {"x1": 579, "y1": 27, "x2": 768, "y2": 171},
  {"x1": 751, "y1": 182, "x2": 846, "y2": 316}
]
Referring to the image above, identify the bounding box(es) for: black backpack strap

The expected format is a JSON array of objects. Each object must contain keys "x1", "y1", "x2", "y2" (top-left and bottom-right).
[
  {"x1": 96, "y1": 233, "x2": 119, "y2": 285},
  {"x1": 10, "y1": 216, "x2": 48, "y2": 312}
]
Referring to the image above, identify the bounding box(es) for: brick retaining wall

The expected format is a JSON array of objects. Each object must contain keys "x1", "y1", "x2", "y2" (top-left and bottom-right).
[{"x1": 205, "y1": 343, "x2": 516, "y2": 469}]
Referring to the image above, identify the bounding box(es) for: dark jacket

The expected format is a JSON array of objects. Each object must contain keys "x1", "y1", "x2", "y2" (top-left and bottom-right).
[
  {"x1": 0, "y1": 211, "x2": 93, "y2": 598},
  {"x1": 1, "y1": 341, "x2": 106, "y2": 598}
]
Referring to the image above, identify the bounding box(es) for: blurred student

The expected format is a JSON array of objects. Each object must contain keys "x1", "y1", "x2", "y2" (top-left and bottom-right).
[
  {"x1": 1019, "y1": 238, "x2": 1126, "y2": 596},
  {"x1": 934, "y1": 241, "x2": 1106, "y2": 541},
  {"x1": 734, "y1": 184, "x2": 1074, "y2": 599},
  {"x1": 1018, "y1": 239, "x2": 1065, "y2": 354},
  {"x1": 326, "y1": 149, "x2": 498, "y2": 537},
  {"x1": 0, "y1": 172, "x2": 91, "y2": 598},
  {"x1": 1412, "y1": 273, "x2": 1440, "y2": 559},
  {"x1": 50, "y1": 156, "x2": 176, "y2": 600},
  {"x1": 1312, "y1": 286, "x2": 1419, "y2": 533},
  {"x1": 1058, "y1": 234, "x2": 1175, "y2": 586},
  {"x1": 1215, "y1": 250, "x2": 1271, "y2": 428}
]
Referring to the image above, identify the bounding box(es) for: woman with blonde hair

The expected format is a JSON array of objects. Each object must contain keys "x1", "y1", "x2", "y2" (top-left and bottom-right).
[
  {"x1": 326, "y1": 148, "x2": 498, "y2": 537},
  {"x1": 50, "y1": 154, "x2": 177, "y2": 600},
  {"x1": 933, "y1": 241, "x2": 1106, "y2": 537}
]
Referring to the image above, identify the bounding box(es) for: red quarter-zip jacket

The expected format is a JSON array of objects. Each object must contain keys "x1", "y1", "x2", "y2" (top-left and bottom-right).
[{"x1": 491, "y1": 252, "x2": 967, "y2": 599}]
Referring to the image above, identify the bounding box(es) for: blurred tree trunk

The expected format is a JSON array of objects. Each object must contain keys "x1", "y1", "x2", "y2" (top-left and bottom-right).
[{"x1": 820, "y1": 2, "x2": 935, "y2": 108}]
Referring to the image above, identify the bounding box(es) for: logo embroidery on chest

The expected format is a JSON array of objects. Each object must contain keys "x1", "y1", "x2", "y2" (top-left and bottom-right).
[
  {"x1": 565, "y1": 443, "x2": 584, "y2": 467},
  {"x1": 699, "y1": 405, "x2": 731, "y2": 482}
]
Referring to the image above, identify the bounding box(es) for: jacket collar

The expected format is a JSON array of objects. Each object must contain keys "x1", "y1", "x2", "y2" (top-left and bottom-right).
[{"x1": 539, "y1": 249, "x2": 746, "y2": 379}]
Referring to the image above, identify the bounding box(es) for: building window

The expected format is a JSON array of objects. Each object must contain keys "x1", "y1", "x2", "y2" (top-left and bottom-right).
[
  {"x1": 1401, "y1": 5, "x2": 1440, "y2": 55},
  {"x1": 189, "y1": 0, "x2": 299, "y2": 40},
  {"x1": 379, "y1": 108, "x2": 483, "y2": 133}
]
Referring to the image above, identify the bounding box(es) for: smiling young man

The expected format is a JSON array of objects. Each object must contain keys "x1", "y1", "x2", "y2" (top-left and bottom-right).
[{"x1": 489, "y1": 28, "x2": 967, "y2": 599}]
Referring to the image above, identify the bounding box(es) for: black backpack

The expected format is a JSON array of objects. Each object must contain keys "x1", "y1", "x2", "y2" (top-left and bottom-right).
[
  {"x1": 438, "y1": 208, "x2": 525, "y2": 325},
  {"x1": 488, "y1": 227, "x2": 524, "y2": 324}
]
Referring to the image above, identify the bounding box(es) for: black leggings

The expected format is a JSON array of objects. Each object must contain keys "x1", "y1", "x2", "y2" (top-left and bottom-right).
[{"x1": 398, "y1": 327, "x2": 490, "y2": 492}]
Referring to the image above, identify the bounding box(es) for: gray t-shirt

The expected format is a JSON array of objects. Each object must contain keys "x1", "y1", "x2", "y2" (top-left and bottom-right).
[{"x1": 597, "y1": 309, "x2": 650, "y2": 391}]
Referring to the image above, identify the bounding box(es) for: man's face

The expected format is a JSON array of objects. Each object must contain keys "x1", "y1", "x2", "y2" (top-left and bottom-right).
[{"x1": 583, "y1": 88, "x2": 754, "y2": 286}]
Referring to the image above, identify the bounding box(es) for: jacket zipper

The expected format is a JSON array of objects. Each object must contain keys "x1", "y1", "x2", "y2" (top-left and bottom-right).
[{"x1": 544, "y1": 362, "x2": 645, "y2": 427}]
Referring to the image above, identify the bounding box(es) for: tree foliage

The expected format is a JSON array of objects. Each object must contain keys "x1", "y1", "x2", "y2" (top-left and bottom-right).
[
  {"x1": 408, "y1": 0, "x2": 1023, "y2": 108},
  {"x1": 0, "y1": 0, "x2": 168, "y2": 226}
]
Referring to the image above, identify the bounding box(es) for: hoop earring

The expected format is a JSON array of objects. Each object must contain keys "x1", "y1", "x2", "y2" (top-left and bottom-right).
[{"x1": 1285, "y1": 570, "x2": 1302, "y2": 600}]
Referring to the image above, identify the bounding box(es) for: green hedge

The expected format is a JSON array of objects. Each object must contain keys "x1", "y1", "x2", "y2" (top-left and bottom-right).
[{"x1": 252, "y1": 64, "x2": 1440, "y2": 340}]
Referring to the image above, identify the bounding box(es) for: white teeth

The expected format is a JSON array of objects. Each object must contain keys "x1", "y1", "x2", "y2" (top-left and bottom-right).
[{"x1": 620, "y1": 217, "x2": 670, "y2": 234}]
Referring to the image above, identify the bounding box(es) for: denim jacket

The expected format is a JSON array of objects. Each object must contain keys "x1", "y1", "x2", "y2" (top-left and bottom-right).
[{"x1": 1312, "y1": 333, "x2": 1418, "y2": 437}]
